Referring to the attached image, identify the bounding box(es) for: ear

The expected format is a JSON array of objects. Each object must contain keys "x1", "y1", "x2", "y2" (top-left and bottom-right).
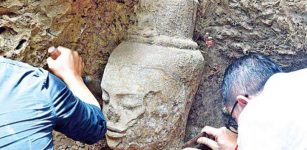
[{"x1": 236, "y1": 95, "x2": 250, "y2": 107}]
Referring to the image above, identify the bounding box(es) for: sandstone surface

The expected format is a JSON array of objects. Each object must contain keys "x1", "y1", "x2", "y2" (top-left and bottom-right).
[{"x1": 1, "y1": 0, "x2": 306, "y2": 149}]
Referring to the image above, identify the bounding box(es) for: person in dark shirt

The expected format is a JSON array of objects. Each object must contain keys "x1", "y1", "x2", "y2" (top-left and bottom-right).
[{"x1": 0, "y1": 46, "x2": 107, "y2": 149}]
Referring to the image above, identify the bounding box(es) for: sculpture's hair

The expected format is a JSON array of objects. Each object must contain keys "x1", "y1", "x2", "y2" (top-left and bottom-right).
[{"x1": 222, "y1": 54, "x2": 282, "y2": 106}]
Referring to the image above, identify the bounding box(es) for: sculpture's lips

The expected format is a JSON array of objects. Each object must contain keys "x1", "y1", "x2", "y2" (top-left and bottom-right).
[
  {"x1": 107, "y1": 124, "x2": 126, "y2": 133},
  {"x1": 107, "y1": 125, "x2": 127, "y2": 138},
  {"x1": 107, "y1": 130, "x2": 126, "y2": 138}
]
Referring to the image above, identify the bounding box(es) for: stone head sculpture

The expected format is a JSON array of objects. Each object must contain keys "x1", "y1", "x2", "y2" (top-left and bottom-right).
[
  {"x1": 101, "y1": 0, "x2": 204, "y2": 149},
  {"x1": 101, "y1": 42, "x2": 204, "y2": 149}
]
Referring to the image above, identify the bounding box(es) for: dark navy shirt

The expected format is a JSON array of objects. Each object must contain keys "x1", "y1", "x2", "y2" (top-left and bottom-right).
[{"x1": 0, "y1": 57, "x2": 107, "y2": 149}]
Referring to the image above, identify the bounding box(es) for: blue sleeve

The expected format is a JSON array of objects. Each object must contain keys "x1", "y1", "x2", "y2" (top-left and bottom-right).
[{"x1": 47, "y1": 73, "x2": 107, "y2": 144}]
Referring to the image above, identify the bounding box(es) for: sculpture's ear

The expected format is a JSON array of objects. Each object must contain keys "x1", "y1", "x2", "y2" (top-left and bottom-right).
[
  {"x1": 236, "y1": 95, "x2": 249, "y2": 108},
  {"x1": 102, "y1": 89, "x2": 110, "y2": 104}
]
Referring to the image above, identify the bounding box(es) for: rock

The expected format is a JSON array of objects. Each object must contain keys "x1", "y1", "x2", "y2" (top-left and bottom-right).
[
  {"x1": 2, "y1": 0, "x2": 307, "y2": 149},
  {"x1": 0, "y1": 0, "x2": 137, "y2": 79},
  {"x1": 127, "y1": 0, "x2": 199, "y2": 49},
  {"x1": 186, "y1": 0, "x2": 307, "y2": 142},
  {"x1": 101, "y1": 42, "x2": 204, "y2": 149},
  {"x1": 101, "y1": 0, "x2": 205, "y2": 149},
  {"x1": 0, "y1": 0, "x2": 137, "y2": 149}
]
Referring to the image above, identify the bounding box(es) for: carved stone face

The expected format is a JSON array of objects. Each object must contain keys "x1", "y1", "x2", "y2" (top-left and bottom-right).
[
  {"x1": 101, "y1": 65, "x2": 180, "y2": 149},
  {"x1": 102, "y1": 66, "x2": 150, "y2": 141},
  {"x1": 101, "y1": 42, "x2": 204, "y2": 149}
]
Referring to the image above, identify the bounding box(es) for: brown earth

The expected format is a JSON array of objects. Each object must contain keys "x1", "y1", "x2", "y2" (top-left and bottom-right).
[
  {"x1": 1, "y1": 0, "x2": 137, "y2": 149},
  {"x1": 186, "y1": 0, "x2": 307, "y2": 141},
  {"x1": 1, "y1": 0, "x2": 306, "y2": 149}
]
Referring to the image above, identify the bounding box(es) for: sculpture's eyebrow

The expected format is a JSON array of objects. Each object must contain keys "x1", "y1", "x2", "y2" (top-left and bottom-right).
[{"x1": 116, "y1": 94, "x2": 144, "y2": 109}]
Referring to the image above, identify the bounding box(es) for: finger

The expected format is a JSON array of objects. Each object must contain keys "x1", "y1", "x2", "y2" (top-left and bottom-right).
[
  {"x1": 46, "y1": 57, "x2": 55, "y2": 68},
  {"x1": 48, "y1": 46, "x2": 56, "y2": 54},
  {"x1": 201, "y1": 126, "x2": 221, "y2": 137},
  {"x1": 57, "y1": 46, "x2": 72, "y2": 54},
  {"x1": 80, "y1": 57, "x2": 84, "y2": 75},
  {"x1": 197, "y1": 137, "x2": 218, "y2": 150},
  {"x1": 47, "y1": 57, "x2": 55, "y2": 67},
  {"x1": 73, "y1": 50, "x2": 78, "y2": 55},
  {"x1": 72, "y1": 51, "x2": 80, "y2": 62},
  {"x1": 81, "y1": 58, "x2": 85, "y2": 69},
  {"x1": 221, "y1": 127, "x2": 228, "y2": 132},
  {"x1": 48, "y1": 47, "x2": 61, "y2": 60}
]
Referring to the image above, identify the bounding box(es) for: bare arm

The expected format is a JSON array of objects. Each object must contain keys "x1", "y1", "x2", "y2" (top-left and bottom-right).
[{"x1": 47, "y1": 46, "x2": 100, "y2": 108}]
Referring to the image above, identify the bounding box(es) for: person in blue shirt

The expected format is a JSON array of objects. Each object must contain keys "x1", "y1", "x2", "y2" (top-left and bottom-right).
[{"x1": 0, "y1": 46, "x2": 107, "y2": 149}]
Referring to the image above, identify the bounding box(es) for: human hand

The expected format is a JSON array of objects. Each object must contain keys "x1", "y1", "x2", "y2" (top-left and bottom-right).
[
  {"x1": 47, "y1": 46, "x2": 84, "y2": 82},
  {"x1": 47, "y1": 46, "x2": 100, "y2": 108},
  {"x1": 196, "y1": 126, "x2": 237, "y2": 150}
]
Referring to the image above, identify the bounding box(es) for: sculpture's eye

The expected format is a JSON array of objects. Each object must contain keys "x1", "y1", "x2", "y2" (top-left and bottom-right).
[{"x1": 116, "y1": 94, "x2": 143, "y2": 109}]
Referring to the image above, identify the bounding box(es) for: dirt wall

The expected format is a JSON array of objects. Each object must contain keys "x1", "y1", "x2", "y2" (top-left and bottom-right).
[
  {"x1": 1, "y1": 0, "x2": 137, "y2": 149},
  {"x1": 186, "y1": 0, "x2": 307, "y2": 141},
  {"x1": 1, "y1": 0, "x2": 307, "y2": 149}
]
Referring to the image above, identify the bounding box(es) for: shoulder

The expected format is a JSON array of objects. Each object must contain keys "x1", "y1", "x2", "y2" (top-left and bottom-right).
[
  {"x1": 0, "y1": 57, "x2": 50, "y2": 79},
  {"x1": 0, "y1": 57, "x2": 60, "y2": 95},
  {"x1": 0, "y1": 57, "x2": 48, "y2": 75},
  {"x1": 263, "y1": 68, "x2": 307, "y2": 92},
  {"x1": 0, "y1": 57, "x2": 35, "y2": 69}
]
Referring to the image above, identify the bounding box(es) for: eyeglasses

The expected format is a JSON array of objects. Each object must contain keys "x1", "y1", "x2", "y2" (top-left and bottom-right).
[{"x1": 222, "y1": 101, "x2": 238, "y2": 134}]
